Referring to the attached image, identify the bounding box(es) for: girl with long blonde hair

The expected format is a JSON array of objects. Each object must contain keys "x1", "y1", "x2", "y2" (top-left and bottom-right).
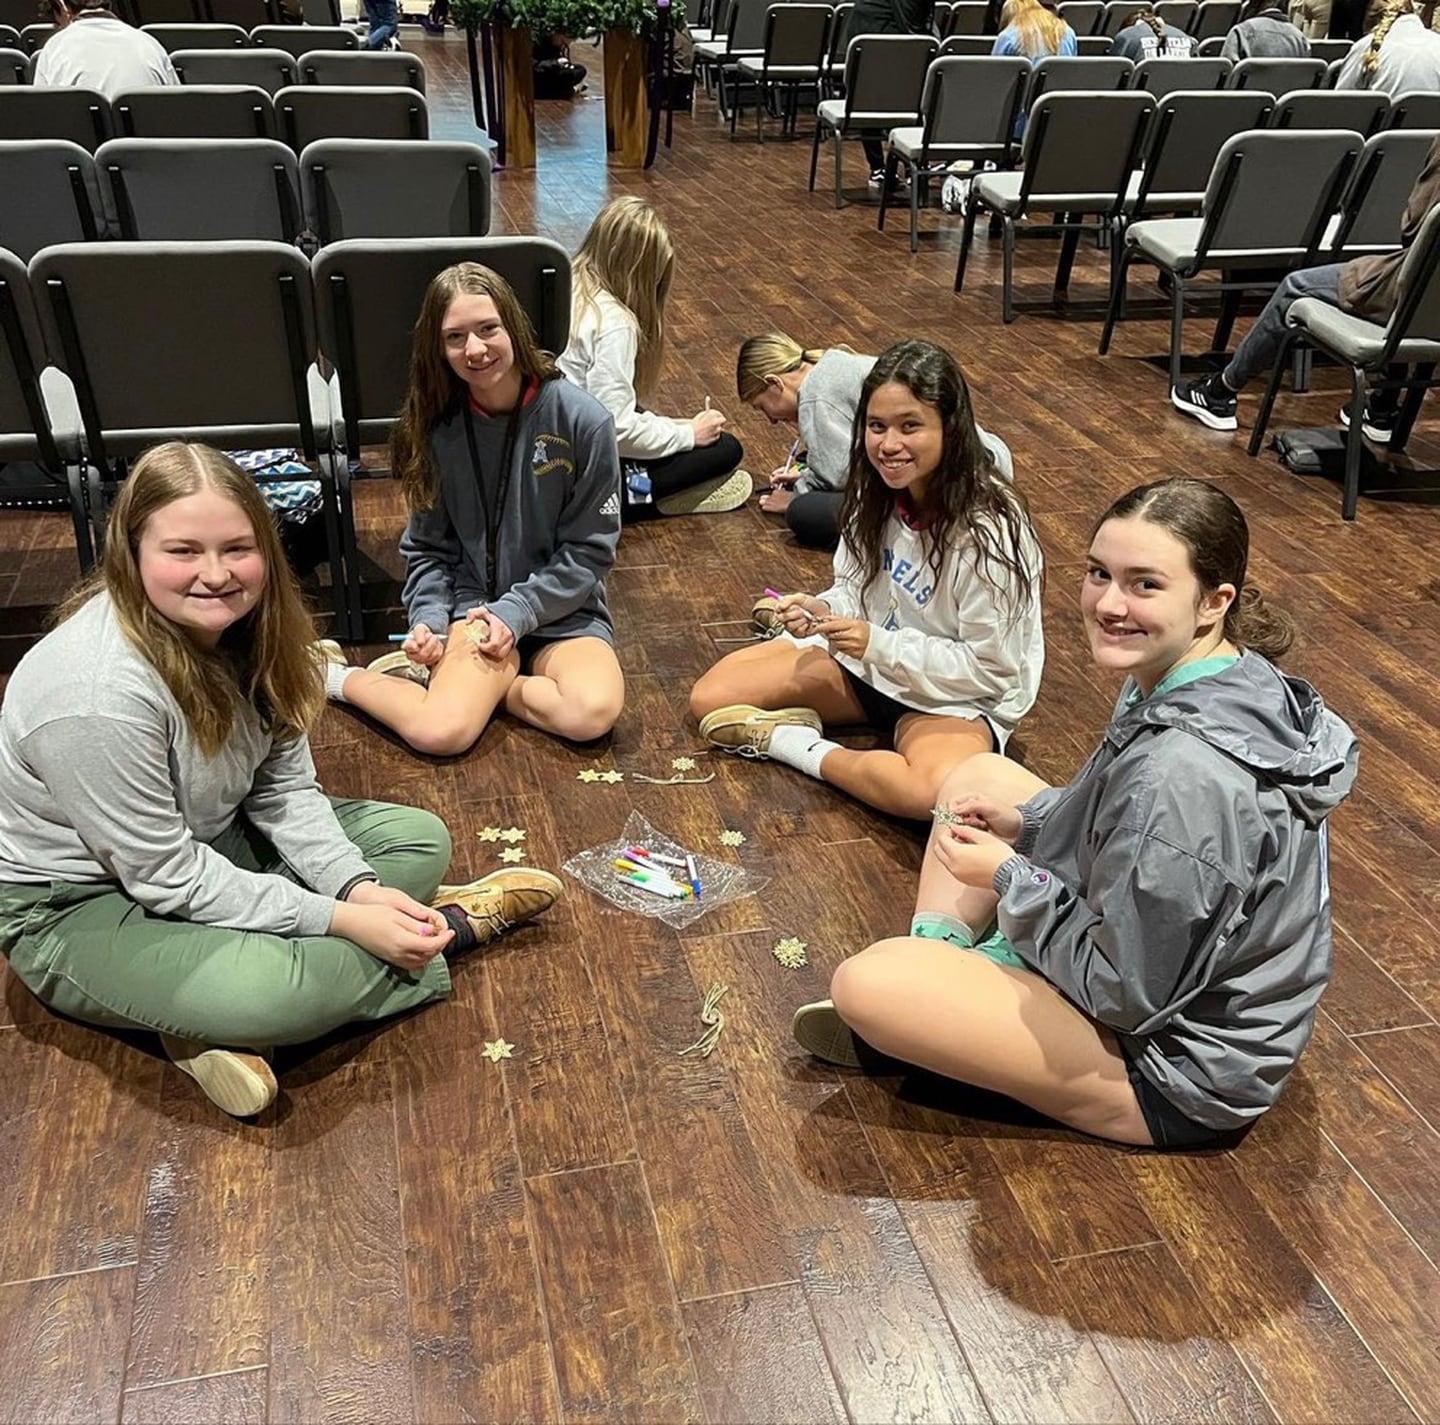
[
  {"x1": 992, "y1": 0, "x2": 1077, "y2": 59},
  {"x1": 0, "y1": 442, "x2": 561, "y2": 1119},
  {"x1": 323, "y1": 261, "x2": 626, "y2": 753},
  {"x1": 559, "y1": 197, "x2": 749, "y2": 518},
  {"x1": 1334, "y1": 0, "x2": 1440, "y2": 88}
]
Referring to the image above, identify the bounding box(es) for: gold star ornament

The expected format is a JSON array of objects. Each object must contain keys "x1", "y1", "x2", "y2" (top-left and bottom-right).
[
  {"x1": 482, "y1": 1038, "x2": 515, "y2": 1062},
  {"x1": 499, "y1": 847, "x2": 525, "y2": 864},
  {"x1": 478, "y1": 826, "x2": 502, "y2": 842},
  {"x1": 577, "y1": 768, "x2": 602, "y2": 783},
  {"x1": 499, "y1": 827, "x2": 526, "y2": 843}
]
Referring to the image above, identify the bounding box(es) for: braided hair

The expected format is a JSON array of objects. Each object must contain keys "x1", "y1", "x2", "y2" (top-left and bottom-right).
[{"x1": 1362, "y1": 0, "x2": 1440, "y2": 77}]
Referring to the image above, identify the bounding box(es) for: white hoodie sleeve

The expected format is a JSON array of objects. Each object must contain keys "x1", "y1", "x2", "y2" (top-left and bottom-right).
[{"x1": 813, "y1": 533, "x2": 868, "y2": 619}]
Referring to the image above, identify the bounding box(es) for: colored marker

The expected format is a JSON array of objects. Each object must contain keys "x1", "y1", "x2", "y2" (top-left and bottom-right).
[
  {"x1": 685, "y1": 853, "x2": 702, "y2": 900},
  {"x1": 387, "y1": 632, "x2": 449, "y2": 642},
  {"x1": 626, "y1": 845, "x2": 689, "y2": 870},
  {"x1": 618, "y1": 871, "x2": 689, "y2": 900},
  {"x1": 761, "y1": 590, "x2": 821, "y2": 628},
  {"x1": 614, "y1": 861, "x2": 692, "y2": 896},
  {"x1": 782, "y1": 435, "x2": 801, "y2": 476}
]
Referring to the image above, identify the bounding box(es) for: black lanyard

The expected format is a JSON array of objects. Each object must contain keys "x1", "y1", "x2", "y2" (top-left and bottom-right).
[{"x1": 462, "y1": 402, "x2": 520, "y2": 601}]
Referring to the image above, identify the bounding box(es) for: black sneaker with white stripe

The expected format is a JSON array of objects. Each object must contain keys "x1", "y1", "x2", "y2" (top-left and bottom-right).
[
  {"x1": 1171, "y1": 372, "x2": 1238, "y2": 432},
  {"x1": 1338, "y1": 401, "x2": 1396, "y2": 444}
]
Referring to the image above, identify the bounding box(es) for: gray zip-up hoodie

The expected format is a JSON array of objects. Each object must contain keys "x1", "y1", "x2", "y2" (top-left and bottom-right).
[
  {"x1": 993, "y1": 654, "x2": 1358, "y2": 1130},
  {"x1": 399, "y1": 379, "x2": 620, "y2": 643}
]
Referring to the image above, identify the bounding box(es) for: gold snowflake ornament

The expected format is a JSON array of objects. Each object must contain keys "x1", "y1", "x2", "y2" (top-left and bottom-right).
[
  {"x1": 718, "y1": 829, "x2": 746, "y2": 848},
  {"x1": 773, "y1": 936, "x2": 809, "y2": 969},
  {"x1": 478, "y1": 826, "x2": 502, "y2": 842},
  {"x1": 599, "y1": 769, "x2": 625, "y2": 784},
  {"x1": 463, "y1": 621, "x2": 491, "y2": 647},
  {"x1": 671, "y1": 756, "x2": 697, "y2": 771},
  {"x1": 481, "y1": 1038, "x2": 514, "y2": 1062},
  {"x1": 499, "y1": 847, "x2": 525, "y2": 864},
  {"x1": 499, "y1": 827, "x2": 526, "y2": 843},
  {"x1": 577, "y1": 768, "x2": 602, "y2": 783}
]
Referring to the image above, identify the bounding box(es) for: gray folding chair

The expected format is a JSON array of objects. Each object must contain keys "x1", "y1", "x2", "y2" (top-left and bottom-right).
[
  {"x1": 0, "y1": 45, "x2": 26, "y2": 84},
  {"x1": 1322, "y1": 55, "x2": 1344, "y2": 87},
  {"x1": 171, "y1": 45, "x2": 298, "y2": 91},
  {"x1": 31, "y1": 240, "x2": 355, "y2": 631},
  {"x1": 1027, "y1": 54, "x2": 1133, "y2": 104},
  {"x1": 939, "y1": 33, "x2": 994, "y2": 54},
  {"x1": 822, "y1": 0, "x2": 850, "y2": 87},
  {"x1": 141, "y1": 21, "x2": 248, "y2": 50},
  {"x1": 1057, "y1": 0, "x2": 1104, "y2": 34},
  {"x1": 945, "y1": 1, "x2": 990, "y2": 34},
  {"x1": 1195, "y1": 34, "x2": 1224, "y2": 55},
  {"x1": 299, "y1": 48, "x2": 426, "y2": 92},
  {"x1": 300, "y1": 137, "x2": 490, "y2": 242},
  {"x1": 0, "y1": 88, "x2": 111, "y2": 149},
  {"x1": 311, "y1": 236, "x2": 571, "y2": 631},
  {"x1": 1250, "y1": 201, "x2": 1440, "y2": 516},
  {"x1": 0, "y1": 25, "x2": 19, "y2": 48},
  {"x1": 0, "y1": 248, "x2": 92, "y2": 570},
  {"x1": 1271, "y1": 87, "x2": 1388, "y2": 132},
  {"x1": 0, "y1": 140, "x2": 105, "y2": 257},
  {"x1": 955, "y1": 89, "x2": 1157, "y2": 321},
  {"x1": 112, "y1": 84, "x2": 274, "y2": 137},
  {"x1": 1101, "y1": 0, "x2": 1140, "y2": 34},
  {"x1": 1155, "y1": 0, "x2": 1197, "y2": 28},
  {"x1": 880, "y1": 55, "x2": 1029, "y2": 249},
  {"x1": 694, "y1": 0, "x2": 769, "y2": 120},
  {"x1": 734, "y1": 4, "x2": 832, "y2": 141},
  {"x1": 19, "y1": 23, "x2": 54, "y2": 52},
  {"x1": 1191, "y1": 0, "x2": 1240, "y2": 38},
  {"x1": 1227, "y1": 56, "x2": 1326, "y2": 95},
  {"x1": 1326, "y1": 127, "x2": 1438, "y2": 259},
  {"x1": 1099, "y1": 127, "x2": 1361, "y2": 384},
  {"x1": 1307, "y1": 37, "x2": 1351, "y2": 62},
  {"x1": 1388, "y1": 90, "x2": 1440, "y2": 128},
  {"x1": 1076, "y1": 34, "x2": 1116, "y2": 52},
  {"x1": 250, "y1": 23, "x2": 357, "y2": 58},
  {"x1": 811, "y1": 33, "x2": 937, "y2": 205},
  {"x1": 97, "y1": 136, "x2": 300, "y2": 240},
  {"x1": 274, "y1": 84, "x2": 427, "y2": 148},
  {"x1": 1131, "y1": 55, "x2": 1231, "y2": 95}
]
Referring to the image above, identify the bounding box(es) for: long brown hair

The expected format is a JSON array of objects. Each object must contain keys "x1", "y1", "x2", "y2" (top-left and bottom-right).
[
  {"x1": 839, "y1": 340, "x2": 1040, "y2": 621},
  {"x1": 571, "y1": 197, "x2": 674, "y2": 396},
  {"x1": 55, "y1": 442, "x2": 324, "y2": 755},
  {"x1": 390, "y1": 262, "x2": 560, "y2": 512},
  {"x1": 1094, "y1": 478, "x2": 1295, "y2": 658}
]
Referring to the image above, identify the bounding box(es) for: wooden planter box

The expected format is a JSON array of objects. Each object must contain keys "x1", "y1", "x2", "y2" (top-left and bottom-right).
[
  {"x1": 496, "y1": 23, "x2": 536, "y2": 169},
  {"x1": 603, "y1": 28, "x2": 648, "y2": 169}
]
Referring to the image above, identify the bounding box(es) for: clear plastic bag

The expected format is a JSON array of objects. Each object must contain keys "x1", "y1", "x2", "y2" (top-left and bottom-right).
[{"x1": 562, "y1": 810, "x2": 767, "y2": 930}]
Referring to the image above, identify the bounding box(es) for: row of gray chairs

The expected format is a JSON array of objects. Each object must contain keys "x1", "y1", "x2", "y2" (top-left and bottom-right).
[
  {"x1": 1, "y1": 237, "x2": 570, "y2": 634},
  {"x1": 0, "y1": 83, "x2": 428, "y2": 150},
  {"x1": 0, "y1": 19, "x2": 361, "y2": 56},
  {"x1": 1, "y1": 136, "x2": 491, "y2": 259},
  {"x1": 0, "y1": 0, "x2": 291, "y2": 29}
]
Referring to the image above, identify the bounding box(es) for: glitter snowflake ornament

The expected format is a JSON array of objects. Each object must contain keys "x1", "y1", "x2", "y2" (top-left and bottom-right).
[
  {"x1": 482, "y1": 1038, "x2": 515, "y2": 1062},
  {"x1": 499, "y1": 827, "x2": 526, "y2": 843},
  {"x1": 599, "y1": 769, "x2": 625, "y2": 784},
  {"x1": 577, "y1": 768, "x2": 602, "y2": 783},
  {"x1": 499, "y1": 847, "x2": 525, "y2": 864},
  {"x1": 718, "y1": 829, "x2": 746, "y2": 848},
  {"x1": 772, "y1": 936, "x2": 809, "y2": 969},
  {"x1": 478, "y1": 826, "x2": 502, "y2": 842},
  {"x1": 671, "y1": 756, "x2": 698, "y2": 771}
]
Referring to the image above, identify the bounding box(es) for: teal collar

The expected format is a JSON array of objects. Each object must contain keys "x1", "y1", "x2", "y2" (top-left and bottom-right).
[{"x1": 1125, "y1": 653, "x2": 1240, "y2": 707}]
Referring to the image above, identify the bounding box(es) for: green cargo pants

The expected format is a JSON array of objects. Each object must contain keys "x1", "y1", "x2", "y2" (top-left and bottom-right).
[{"x1": 0, "y1": 798, "x2": 453, "y2": 1047}]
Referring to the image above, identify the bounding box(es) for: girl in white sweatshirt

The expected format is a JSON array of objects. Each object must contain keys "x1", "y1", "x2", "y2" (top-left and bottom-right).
[
  {"x1": 690, "y1": 340, "x2": 1044, "y2": 820},
  {"x1": 558, "y1": 197, "x2": 749, "y2": 518}
]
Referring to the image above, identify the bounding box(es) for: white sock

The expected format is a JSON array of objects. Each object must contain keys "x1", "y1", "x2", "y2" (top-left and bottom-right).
[
  {"x1": 325, "y1": 659, "x2": 357, "y2": 702},
  {"x1": 767, "y1": 723, "x2": 840, "y2": 780}
]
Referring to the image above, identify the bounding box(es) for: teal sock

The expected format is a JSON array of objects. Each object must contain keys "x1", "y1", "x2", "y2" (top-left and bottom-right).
[{"x1": 910, "y1": 912, "x2": 975, "y2": 949}]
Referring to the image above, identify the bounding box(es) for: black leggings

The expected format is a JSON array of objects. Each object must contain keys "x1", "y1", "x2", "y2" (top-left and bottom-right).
[
  {"x1": 785, "y1": 489, "x2": 842, "y2": 549},
  {"x1": 633, "y1": 431, "x2": 743, "y2": 502}
]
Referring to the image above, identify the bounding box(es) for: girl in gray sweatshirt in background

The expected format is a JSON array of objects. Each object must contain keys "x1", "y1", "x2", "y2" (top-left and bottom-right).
[
  {"x1": 794, "y1": 478, "x2": 1358, "y2": 1150},
  {"x1": 323, "y1": 263, "x2": 625, "y2": 754}
]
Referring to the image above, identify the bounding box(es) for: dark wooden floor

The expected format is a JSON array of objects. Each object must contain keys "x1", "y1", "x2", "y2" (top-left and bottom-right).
[{"x1": 3, "y1": 34, "x2": 1440, "y2": 1425}]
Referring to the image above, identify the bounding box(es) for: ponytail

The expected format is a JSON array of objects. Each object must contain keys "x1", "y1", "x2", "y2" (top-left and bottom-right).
[{"x1": 1228, "y1": 583, "x2": 1295, "y2": 660}]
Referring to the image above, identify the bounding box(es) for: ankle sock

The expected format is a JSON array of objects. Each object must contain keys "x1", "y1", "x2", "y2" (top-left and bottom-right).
[
  {"x1": 324, "y1": 660, "x2": 357, "y2": 702},
  {"x1": 436, "y1": 902, "x2": 475, "y2": 953},
  {"x1": 766, "y1": 723, "x2": 841, "y2": 780},
  {"x1": 910, "y1": 912, "x2": 976, "y2": 949}
]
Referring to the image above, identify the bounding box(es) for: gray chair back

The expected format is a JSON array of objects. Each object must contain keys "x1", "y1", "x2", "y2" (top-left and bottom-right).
[
  {"x1": 172, "y1": 45, "x2": 298, "y2": 91},
  {"x1": 32, "y1": 239, "x2": 324, "y2": 462},
  {"x1": 0, "y1": 246, "x2": 61, "y2": 468},
  {"x1": 1330, "y1": 127, "x2": 1438, "y2": 254},
  {"x1": 0, "y1": 140, "x2": 103, "y2": 256},
  {"x1": 840, "y1": 34, "x2": 937, "y2": 119},
  {"x1": 1388, "y1": 90, "x2": 1440, "y2": 128},
  {"x1": 1075, "y1": 34, "x2": 1114, "y2": 52},
  {"x1": 1227, "y1": 56, "x2": 1326, "y2": 95},
  {"x1": 1155, "y1": 0, "x2": 1197, "y2": 28},
  {"x1": 1271, "y1": 87, "x2": 1387, "y2": 132},
  {"x1": 274, "y1": 84, "x2": 426, "y2": 147},
  {"x1": 0, "y1": 45, "x2": 24, "y2": 83},
  {"x1": 312, "y1": 237, "x2": 570, "y2": 452},
  {"x1": 301, "y1": 0, "x2": 340, "y2": 23},
  {"x1": 1018, "y1": 89, "x2": 1155, "y2": 207},
  {"x1": 1190, "y1": 0, "x2": 1239, "y2": 38},
  {"x1": 1132, "y1": 89, "x2": 1273, "y2": 212},
  {"x1": 19, "y1": 23, "x2": 54, "y2": 52},
  {"x1": 1131, "y1": 56, "x2": 1230, "y2": 95},
  {"x1": 250, "y1": 23, "x2": 356, "y2": 57},
  {"x1": 301, "y1": 137, "x2": 490, "y2": 243},
  {"x1": 1322, "y1": 55, "x2": 1343, "y2": 86},
  {"x1": 113, "y1": 84, "x2": 274, "y2": 137},
  {"x1": 918, "y1": 55, "x2": 1028, "y2": 157},
  {"x1": 1376, "y1": 200, "x2": 1440, "y2": 355},
  {"x1": 945, "y1": 1, "x2": 990, "y2": 34},
  {"x1": 205, "y1": 0, "x2": 274, "y2": 25},
  {"x1": 1101, "y1": 0, "x2": 1139, "y2": 35},
  {"x1": 1307, "y1": 38, "x2": 1351, "y2": 62},
  {"x1": 721, "y1": 0, "x2": 771, "y2": 53},
  {"x1": 939, "y1": 33, "x2": 993, "y2": 53},
  {"x1": 1057, "y1": 1, "x2": 1103, "y2": 34},
  {"x1": 299, "y1": 48, "x2": 426, "y2": 91},
  {"x1": 0, "y1": 25, "x2": 19, "y2": 47},
  {"x1": 96, "y1": 135, "x2": 300, "y2": 240},
  {"x1": 141, "y1": 21, "x2": 248, "y2": 50},
  {"x1": 1195, "y1": 34, "x2": 1224, "y2": 54},
  {"x1": 827, "y1": 1, "x2": 852, "y2": 61},
  {"x1": 758, "y1": 4, "x2": 831, "y2": 71},
  {"x1": 0, "y1": 88, "x2": 111, "y2": 149},
  {"x1": 1028, "y1": 54, "x2": 1132, "y2": 104},
  {"x1": 1195, "y1": 126, "x2": 1359, "y2": 261}
]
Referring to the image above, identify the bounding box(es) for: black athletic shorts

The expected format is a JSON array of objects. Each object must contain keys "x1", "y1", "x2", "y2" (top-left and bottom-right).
[{"x1": 1122, "y1": 1054, "x2": 1248, "y2": 1150}]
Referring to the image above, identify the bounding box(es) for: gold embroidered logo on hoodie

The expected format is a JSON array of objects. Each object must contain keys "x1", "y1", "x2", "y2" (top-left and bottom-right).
[{"x1": 532, "y1": 433, "x2": 575, "y2": 477}]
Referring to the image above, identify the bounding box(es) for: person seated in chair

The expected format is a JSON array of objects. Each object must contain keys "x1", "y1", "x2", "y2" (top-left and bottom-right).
[
  {"x1": 1170, "y1": 133, "x2": 1440, "y2": 439},
  {"x1": 33, "y1": 0, "x2": 177, "y2": 100}
]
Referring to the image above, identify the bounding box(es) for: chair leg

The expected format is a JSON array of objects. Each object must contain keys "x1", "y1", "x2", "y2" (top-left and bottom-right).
[
  {"x1": 1002, "y1": 216, "x2": 1016, "y2": 324},
  {"x1": 1168, "y1": 276, "x2": 1186, "y2": 391},
  {"x1": 1212, "y1": 287, "x2": 1242, "y2": 355},
  {"x1": 1342, "y1": 373, "x2": 1366, "y2": 521},
  {"x1": 756, "y1": 82, "x2": 763, "y2": 142},
  {"x1": 65, "y1": 462, "x2": 95, "y2": 573},
  {"x1": 833, "y1": 132, "x2": 843, "y2": 209},
  {"x1": 878, "y1": 152, "x2": 895, "y2": 230},
  {"x1": 1098, "y1": 250, "x2": 1133, "y2": 356},
  {"x1": 955, "y1": 194, "x2": 979, "y2": 292},
  {"x1": 1390, "y1": 361, "x2": 1432, "y2": 452},
  {"x1": 808, "y1": 120, "x2": 822, "y2": 191},
  {"x1": 909, "y1": 162, "x2": 921, "y2": 253},
  {"x1": 1248, "y1": 331, "x2": 1296, "y2": 458},
  {"x1": 1054, "y1": 221, "x2": 1082, "y2": 297}
]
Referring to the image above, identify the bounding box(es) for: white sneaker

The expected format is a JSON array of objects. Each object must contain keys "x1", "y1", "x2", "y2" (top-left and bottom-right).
[
  {"x1": 941, "y1": 174, "x2": 971, "y2": 213},
  {"x1": 364, "y1": 649, "x2": 430, "y2": 685}
]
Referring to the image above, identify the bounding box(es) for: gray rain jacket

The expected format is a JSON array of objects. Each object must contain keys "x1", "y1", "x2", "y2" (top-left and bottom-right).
[{"x1": 994, "y1": 654, "x2": 1359, "y2": 1130}]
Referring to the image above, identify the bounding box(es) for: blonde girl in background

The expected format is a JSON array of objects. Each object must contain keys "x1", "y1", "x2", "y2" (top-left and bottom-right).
[
  {"x1": 1335, "y1": 0, "x2": 1440, "y2": 88},
  {"x1": 559, "y1": 197, "x2": 749, "y2": 518}
]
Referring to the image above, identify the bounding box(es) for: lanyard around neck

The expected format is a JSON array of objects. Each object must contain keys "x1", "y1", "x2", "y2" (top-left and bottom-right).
[{"x1": 462, "y1": 403, "x2": 520, "y2": 602}]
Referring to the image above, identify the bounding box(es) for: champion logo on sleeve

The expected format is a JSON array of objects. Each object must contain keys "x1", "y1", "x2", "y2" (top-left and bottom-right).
[{"x1": 1031, "y1": 870, "x2": 1051, "y2": 885}]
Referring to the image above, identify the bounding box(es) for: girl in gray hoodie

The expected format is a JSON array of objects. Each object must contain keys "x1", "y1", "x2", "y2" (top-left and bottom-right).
[{"x1": 793, "y1": 479, "x2": 1358, "y2": 1149}]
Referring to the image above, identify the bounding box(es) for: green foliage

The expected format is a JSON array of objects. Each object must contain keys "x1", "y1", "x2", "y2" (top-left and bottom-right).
[{"x1": 451, "y1": 0, "x2": 681, "y2": 36}]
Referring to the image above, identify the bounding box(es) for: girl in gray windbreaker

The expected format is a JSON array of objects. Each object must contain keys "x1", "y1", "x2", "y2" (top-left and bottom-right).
[
  {"x1": 792, "y1": 479, "x2": 1358, "y2": 1149},
  {"x1": 323, "y1": 263, "x2": 624, "y2": 754}
]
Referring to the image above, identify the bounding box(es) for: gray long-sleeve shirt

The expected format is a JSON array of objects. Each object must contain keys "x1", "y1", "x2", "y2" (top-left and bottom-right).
[{"x1": 0, "y1": 594, "x2": 370, "y2": 937}]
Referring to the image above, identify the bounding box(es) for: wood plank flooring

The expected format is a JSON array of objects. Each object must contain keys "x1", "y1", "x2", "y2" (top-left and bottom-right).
[{"x1": 2, "y1": 34, "x2": 1438, "y2": 1423}]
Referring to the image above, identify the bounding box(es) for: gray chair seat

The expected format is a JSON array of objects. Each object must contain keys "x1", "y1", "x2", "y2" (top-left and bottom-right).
[
  {"x1": 1127, "y1": 216, "x2": 1307, "y2": 267},
  {"x1": 818, "y1": 99, "x2": 918, "y2": 127},
  {"x1": 735, "y1": 59, "x2": 820, "y2": 77},
  {"x1": 974, "y1": 170, "x2": 1121, "y2": 213},
  {"x1": 1287, "y1": 295, "x2": 1440, "y2": 367},
  {"x1": 1120, "y1": 169, "x2": 1204, "y2": 214}
]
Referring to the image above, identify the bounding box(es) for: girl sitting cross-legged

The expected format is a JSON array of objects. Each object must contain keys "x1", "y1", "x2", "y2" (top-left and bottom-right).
[
  {"x1": 323, "y1": 262, "x2": 626, "y2": 755},
  {"x1": 793, "y1": 478, "x2": 1358, "y2": 1149},
  {"x1": 689, "y1": 339, "x2": 1044, "y2": 821}
]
